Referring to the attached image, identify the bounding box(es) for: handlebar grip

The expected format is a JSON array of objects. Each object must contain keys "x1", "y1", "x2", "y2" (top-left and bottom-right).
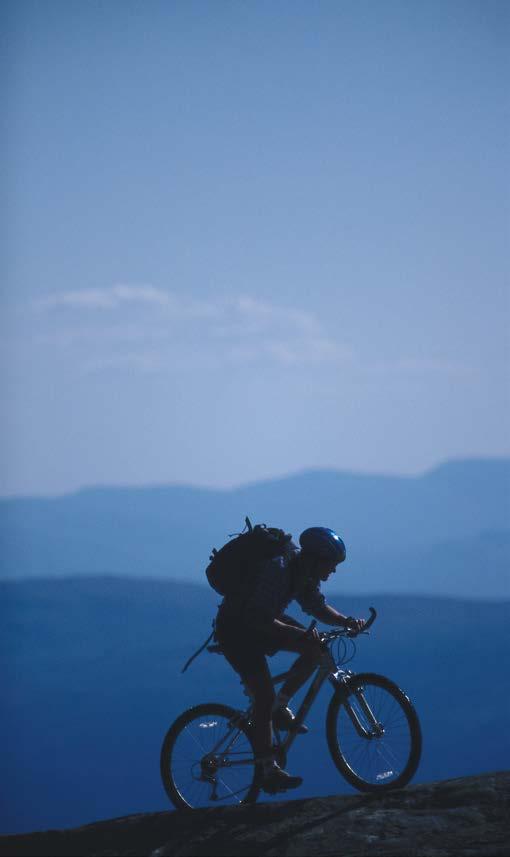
[{"x1": 363, "y1": 607, "x2": 377, "y2": 631}]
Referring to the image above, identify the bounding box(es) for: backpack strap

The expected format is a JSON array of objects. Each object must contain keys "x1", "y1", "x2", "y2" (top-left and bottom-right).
[
  {"x1": 227, "y1": 516, "x2": 253, "y2": 538},
  {"x1": 181, "y1": 621, "x2": 216, "y2": 674}
]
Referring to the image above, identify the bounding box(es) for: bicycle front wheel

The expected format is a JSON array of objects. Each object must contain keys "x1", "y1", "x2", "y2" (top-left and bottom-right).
[
  {"x1": 160, "y1": 703, "x2": 260, "y2": 810},
  {"x1": 327, "y1": 672, "x2": 421, "y2": 792}
]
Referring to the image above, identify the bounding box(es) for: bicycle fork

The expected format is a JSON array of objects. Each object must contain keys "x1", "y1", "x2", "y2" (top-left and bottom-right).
[{"x1": 331, "y1": 671, "x2": 384, "y2": 739}]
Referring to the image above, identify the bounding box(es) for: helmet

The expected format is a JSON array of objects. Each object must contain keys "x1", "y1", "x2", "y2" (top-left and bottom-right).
[{"x1": 299, "y1": 527, "x2": 346, "y2": 564}]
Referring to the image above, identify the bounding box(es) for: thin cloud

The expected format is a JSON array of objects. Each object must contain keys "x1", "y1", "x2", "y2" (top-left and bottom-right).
[
  {"x1": 234, "y1": 296, "x2": 320, "y2": 335},
  {"x1": 31, "y1": 285, "x2": 462, "y2": 376},
  {"x1": 31, "y1": 285, "x2": 351, "y2": 373},
  {"x1": 33, "y1": 284, "x2": 170, "y2": 311},
  {"x1": 33, "y1": 285, "x2": 224, "y2": 321}
]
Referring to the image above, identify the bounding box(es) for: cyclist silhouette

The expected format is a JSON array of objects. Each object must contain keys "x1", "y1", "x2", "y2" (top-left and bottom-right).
[{"x1": 215, "y1": 526, "x2": 366, "y2": 794}]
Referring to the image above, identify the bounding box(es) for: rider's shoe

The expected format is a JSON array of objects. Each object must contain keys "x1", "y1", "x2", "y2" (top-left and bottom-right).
[
  {"x1": 272, "y1": 705, "x2": 309, "y2": 734},
  {"x1": 260, "y1": 762, "x2": 303, "y2": 794}
]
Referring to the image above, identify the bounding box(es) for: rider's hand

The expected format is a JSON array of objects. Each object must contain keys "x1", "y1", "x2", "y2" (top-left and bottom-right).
[
  {"x1": 345, "y1": 617, "x2": 366, "y2": 634},
  {"x1": 300, "y1": 626, "x2": 323, "y2": 657}
]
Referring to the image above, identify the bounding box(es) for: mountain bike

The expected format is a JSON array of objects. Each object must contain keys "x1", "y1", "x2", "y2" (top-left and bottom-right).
[{"x1": 160, "y1": 608, "x2": 422, "y2": 809}]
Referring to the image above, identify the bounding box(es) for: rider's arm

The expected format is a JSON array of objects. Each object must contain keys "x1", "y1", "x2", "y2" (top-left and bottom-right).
[
  {"x1": 309, "y1": 602, "x2": 351, "y2": 627},
  {"x1": 295, "y1": 577, "x2": 364, "y2": 631}
]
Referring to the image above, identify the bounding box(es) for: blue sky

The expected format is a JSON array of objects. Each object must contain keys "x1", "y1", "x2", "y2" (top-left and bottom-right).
[{"x1": 3, "y1": 0, "x2": 509, "y2": 496}]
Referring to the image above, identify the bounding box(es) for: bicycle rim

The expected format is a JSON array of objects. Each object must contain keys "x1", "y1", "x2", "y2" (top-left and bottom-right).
[
  {"x1": 327, "y1": 673, "x2": 421, "y2": 792},
  {"x1": 160, "y1": 703, "x2": 259, "y2": 809}
]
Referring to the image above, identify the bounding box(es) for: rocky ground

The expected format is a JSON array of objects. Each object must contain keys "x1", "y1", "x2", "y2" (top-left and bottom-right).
[{"x1": 1, "y1": 771, "x2": 509, "y2": 857}]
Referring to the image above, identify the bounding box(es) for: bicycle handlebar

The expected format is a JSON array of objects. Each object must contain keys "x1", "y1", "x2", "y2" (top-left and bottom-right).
[
  {"x1": 308, "y1": 606, "x2": 377, "y2": 642},
  {"x1": 362, "y1": 606, "x2": 377, "y2": 632}
]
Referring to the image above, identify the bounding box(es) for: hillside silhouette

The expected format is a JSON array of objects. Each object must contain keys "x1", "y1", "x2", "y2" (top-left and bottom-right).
[{"x1": 1, "y1": 771, "x2": 508, "y2": 856}]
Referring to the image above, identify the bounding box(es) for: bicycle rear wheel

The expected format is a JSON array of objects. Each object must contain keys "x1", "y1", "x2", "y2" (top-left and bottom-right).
[
  {"x1": 160, "y1": 703, "x2": 260, "y2": 809},
  {"x1": 327, "y1": 672, "x2": 421, "y2": 792}
]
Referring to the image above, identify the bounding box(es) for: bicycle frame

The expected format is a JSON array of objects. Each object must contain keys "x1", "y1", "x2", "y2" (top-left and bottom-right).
[
  {"x1": 202, "y1": 643, "x2": 382, "y2": 771},
  {"x1": 270, "y1": 648, "x2": 337, "y2": 757}
]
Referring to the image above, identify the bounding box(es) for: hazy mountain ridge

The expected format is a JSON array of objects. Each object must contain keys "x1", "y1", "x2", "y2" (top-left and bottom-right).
[
  {"x1": 1, "y1": 577, "x2": 509, "y2": 835},
  {"x1": 1, "y1": 458, "x2": 509, "y2": 598},
  {"x1": 1, "y1": 771, "x2": 509, "y2": 856}
]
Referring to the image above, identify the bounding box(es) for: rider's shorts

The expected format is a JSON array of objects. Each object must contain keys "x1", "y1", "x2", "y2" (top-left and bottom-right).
[{"x1": 215, "y1": 611, "x2": 304, "y2": 683}]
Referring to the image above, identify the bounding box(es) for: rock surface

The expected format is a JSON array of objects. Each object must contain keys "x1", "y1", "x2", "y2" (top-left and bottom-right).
[{"x1": 1, "y1": 771, "x2": 509, "y2": 857}]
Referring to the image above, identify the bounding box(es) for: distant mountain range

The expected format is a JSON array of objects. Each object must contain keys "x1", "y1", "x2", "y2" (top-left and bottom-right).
[{"x1": 1, "y1": 458, "x2": 509, "y2": 598}]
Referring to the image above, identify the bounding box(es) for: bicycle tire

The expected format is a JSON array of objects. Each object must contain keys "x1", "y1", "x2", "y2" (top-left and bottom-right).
[
  {"x1": 160, "y1": 703, "x2": 260, "y2": 810},
  {"x1": 326, "y1": 672, "x2": 422, "y2": 792}
]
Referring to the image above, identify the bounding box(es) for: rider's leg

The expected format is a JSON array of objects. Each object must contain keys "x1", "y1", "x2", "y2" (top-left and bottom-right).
[
  {"x1": 243, "y1": 664, "x2": 303, "y2": 793},
  {"x1": 243, "y1": 663, "x2": 275, "y2": 761},
  {"x1": 271, "y1": 615, "x2": 322, "y2": 702},
  {"x1": 274, "y1": 630, "x2": 322, "y2": 702},
  {"x1": 277, "y1": 651, "x2": 318, "y2": 701},
  {"x1": 215, "y1": 616, "x2": 302, "y2": 789},
  {"x1": 269, "y1": 634, "x2": 323, "y2": 732}
]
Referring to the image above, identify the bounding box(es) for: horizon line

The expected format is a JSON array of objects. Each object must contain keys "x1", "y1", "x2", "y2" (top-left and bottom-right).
[{"x1": 1, "y1": 454, "x2": 509, "y2": 502}]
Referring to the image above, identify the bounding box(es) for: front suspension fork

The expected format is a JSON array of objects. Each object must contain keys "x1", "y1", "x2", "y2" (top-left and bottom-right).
[{"x1": 330, "y1": 673, "x2": 383, "y2": 739}]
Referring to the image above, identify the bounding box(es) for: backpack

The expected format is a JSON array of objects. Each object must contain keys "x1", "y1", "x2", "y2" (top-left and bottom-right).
[{"x1": 206, "y1": 516, "x2": 295, "y2": 598}]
